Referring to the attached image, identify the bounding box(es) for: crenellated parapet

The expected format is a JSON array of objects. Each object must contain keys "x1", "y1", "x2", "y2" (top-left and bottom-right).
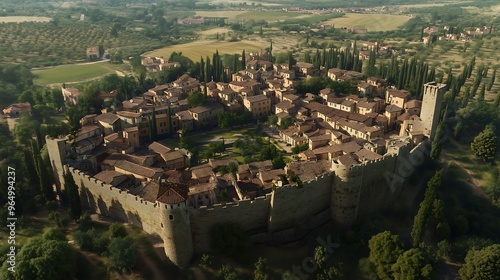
[
  {"x1": 47, "y1": 134, "x2": 430, "y2": 268},
  {"x1": 67, "y1": 165, "x2": 194, "y2": 267}
]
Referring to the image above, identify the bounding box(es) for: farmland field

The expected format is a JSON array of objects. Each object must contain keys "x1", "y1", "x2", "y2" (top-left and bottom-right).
[
  {"x1": 144, "y1": 40, "x2": 264, "y2": 61},
  {"x1": 0, "y1": 22, "x2": 161, "y2": 67},
  {"x1": 195, "y1": 11, "x2": 248, "y2": 20},
  {"x1": 32, "y1": 61, "x2": 129, "y2": 85},
  {"x1": 195, "y1": 11, "x2": 313, "y2": 22},
  {"x1": 0, "y1": 16, "x2": 52, "y2": 23},
  {"x1": 322, "y1": 13, "x2": 411, "y2": 32}
]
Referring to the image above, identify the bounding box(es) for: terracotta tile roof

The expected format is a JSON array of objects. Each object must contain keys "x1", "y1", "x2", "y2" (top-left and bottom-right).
[
  {"x1": 405, "y1": 99, "x2": 422, "y2": 109},
  {"x1": 355, "y1": 149, "x2": 383, "y2": 161},
  {"x1": 114, "y1": 160, "x2": 162, "y2": 179},
  {"x1": 309, "y1": 134, "x2": 332, "y2": 142},
  {"x1": 117, "y1": 111, "x2": 141, "y2": 118},
  {"x1": 191, "y1": 166, "x2": 214, "y2": 179},
  {"x1": 337, "y1": 154, "x2": 358, "y2": 166},
  {"x1": 94, "y1": 170, "x2": 127, "y2": 184},
  {"x1": 188, "y1": 182, "x2": 217, "y2": 195},
  {"x1": 148, "y1": 141, "x2": 171, "y2": 155},
  {"x1": 157, "y1": 181, "x2": 189, "y2": 204},
  {"x1": 163, "y1": 150, "x2": 185, "y2": 162},
  {"x1": 287, "y1": 160, "x2": 330, "y2": 181},
  {"x1": 246, "y1": 95, "x2": 269, "y2": 103},
  {"x1": 95, "y1": 113, "x2": 120, "y2": 124},
  {"x1": 260, "y1": 169, "x2": 285, "y2": 182},
  {"x1": 387, "y1": 89, "x2": 411, "y2": 99},
  {"x1": 385, "y1": 104, "x2": 403, "y2": 113},
  {"x1": 104, "y1": 153, "x2": 153, "y2": 167}
]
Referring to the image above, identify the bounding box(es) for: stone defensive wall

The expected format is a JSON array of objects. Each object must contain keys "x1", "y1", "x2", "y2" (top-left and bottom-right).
[
  {"x1": 69, "y1": 166, "x2": 162, "y2": 234},
  {"x1": 267, "y1": 174, "x2": 333, "y2": 242},
  {"x1": 190, "y1": 194, "x2": 272, "y2": 252},
  {"x1": 48, "y1": 136, "x2": 429, "y2": 268}
]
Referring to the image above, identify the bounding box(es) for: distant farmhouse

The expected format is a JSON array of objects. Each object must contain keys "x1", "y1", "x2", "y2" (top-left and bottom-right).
[
  {"x1": 177, "y1": 17, "x2": 205, "y2": 25},
  {"x1": 141, "y1": 56, "x2": 181, "y2": 73},
  {"x1": 2, "y1": 102, "x2": 32, "y2": 117},
  {"x1": 86, "y1": 46, "x2": 101, "y2": 60}
]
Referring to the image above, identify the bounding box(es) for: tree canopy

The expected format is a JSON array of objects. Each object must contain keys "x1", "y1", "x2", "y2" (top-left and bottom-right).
[
  {"x1": 368, "y1": 231, "x2": 403, "y2": 280},
  {"x1": 471, "y1": 124, "x2": 497, "y2": 162},
  {"x1": 1, "y1": 235, "x2": 76, "y2": 280},
  {"x1": 108, "y1": 236, "x2": 138, "y2": 271},
  {"x1": 391, "y1": 248, "x2": 434, "y2": 280},
  {"x1": 368, "y1": 231, "x2": 405, "y2": 280},
  {"x1": 459, "y1": 244, "x2": 500, "y2": 280}
]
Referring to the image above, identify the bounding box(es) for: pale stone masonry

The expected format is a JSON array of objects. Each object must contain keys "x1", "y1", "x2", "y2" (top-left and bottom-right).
[{"x1": 47, "y1": 54, "x2": 447, "y2": 268}]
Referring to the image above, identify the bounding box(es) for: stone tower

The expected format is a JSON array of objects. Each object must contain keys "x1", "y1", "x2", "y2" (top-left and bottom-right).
[
  {"x1": 45, "y1": 136, "x2": 68, "y2": 193},
  {"x1": 157, "y1": 181, "x2": 194, "y2": 268},
  {"x1": 330, "y1": 162, "x2": 363, "y2": 228},
  {"x1": 420, "y1": 81, "x2": 446, "y2": 140}
]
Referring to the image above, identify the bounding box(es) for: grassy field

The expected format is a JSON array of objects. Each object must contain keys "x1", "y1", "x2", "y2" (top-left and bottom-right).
[
  {"x1": 0, "y1": 16, "x2": 52, "y2": 22},
  {"x1": 144, "y1": 40, "x2": 263, "y2": 61},
  {"x1": 195, "y1": 11, "x2": 248, "y2": 20},
  {"x1": 32, "y1": 62, "x2": 130, "y2": 85},
  {"x1": 322, "y1": 13, "x2": 411, "y2": 32},
  {"x1": 195, "y1": 10, "x2": 313, "y2": 22}
]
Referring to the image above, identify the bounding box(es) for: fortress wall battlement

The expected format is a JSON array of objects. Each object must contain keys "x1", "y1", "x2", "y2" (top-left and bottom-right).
[
  {"x1": 68, "y1": 166, "x2": 162, "y2": 235},
  {"x1": 189, "y1": 193, "x2": 272, "y2": 252},
  {"x1": 357, "y1": 154, "x2": 399, "y2": 217},
  {"x1": 68, "y1": 165, "x2": 194, "y2": 267},
  {"x1": 331, "y1": 163, "x2": 364, "y2": 179},
  {"x1": 268, "y1": 173, "x2": 333, "y2": 241},
  {"x1": 48, "y1": 133, "x2": 430, "y2": 268}
]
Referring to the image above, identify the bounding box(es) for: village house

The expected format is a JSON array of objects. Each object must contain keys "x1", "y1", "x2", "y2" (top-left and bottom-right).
[
  {"x1": 243, "y1": 95, "x2": 271, "y2": 118},
  {"x1": 295, "y1": 62, "x2": 315, "y2": 76},
  {"x1": 188, "y1": 101, "x2": 224, "y2": 126},
  {"x1": 386, "y1": 88, "x2": 411, "y2": 108},
  {"x1": 86, "y1": 46, "x2": 100, "y2": 59},
  {"x1": 95, "y1": 113, "x2": 121, "y2": 136}
]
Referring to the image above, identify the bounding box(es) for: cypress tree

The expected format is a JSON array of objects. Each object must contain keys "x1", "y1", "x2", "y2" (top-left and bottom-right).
[
  {"x1": 36, "y1": 152, "x2": 55, "y2": 202},
  {"x1": 487, "y1": 68, "x2": 496, "y2": 91},
  {"x1": 268, "y1": 40, "x2": 273, "y2": 62},
  {"x1": 34, "y1": 126, "x2": 44, "y2": 151},
  {"x1": 411, "y1": 170, "x2": 443, "y2": 246},
  {"x1": 478, "y1": 84, "x2": 486, "y2": 101},
  {"x1": 232, "y1": 53, "x2": 238, "y2": 73},
  {"x1": 288, "y1": 52, "x2": 294, "y2": 69},
  {"x1": 241, "y1": 49, "x2": 246, "y2": 70},
  {"x1": 63, "y1": 170, "x2": 81, "y2": 220},
  {"x1": 200, "y1": 57, "x2": 205, "y2": 82},
  {"x1": 430, "y1": 121, "x2": 446, "y2": 160},
  {"x1": 462, "y1": 87, "x2": 470, "y2": 108},
  {"x1": 24, "y1": 149, "x2": 40, "y2": 191},
  {"x1": 206, "y1": 56, "x2": 211, "y2": 81}
]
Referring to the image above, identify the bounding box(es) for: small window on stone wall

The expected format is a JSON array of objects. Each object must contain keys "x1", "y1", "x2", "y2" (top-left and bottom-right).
[{"x1": 169, "y1": 214, "x2": 174, "y2": 221}]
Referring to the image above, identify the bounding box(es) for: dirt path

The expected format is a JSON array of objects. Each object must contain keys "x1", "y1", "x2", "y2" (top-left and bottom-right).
[
  {"x1": 190, "y1": 267, "x2": 207, "y2": 280},
  {"x1": 123, "y1": 224, "x2": 166, "y2": 280},
  {"x1": 441, "y1": 140, "x2": 490, "y2": 200}
]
